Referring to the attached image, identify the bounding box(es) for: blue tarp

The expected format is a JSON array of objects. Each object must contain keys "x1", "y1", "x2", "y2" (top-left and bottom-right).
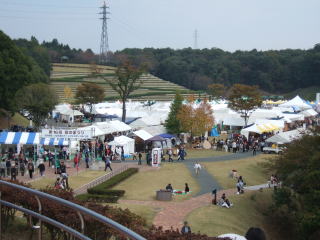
[
  {"x1": 158, "y1": 133, "x2": 174, "y2": 139},
  {"x1": 210, "y1": 127, "x2": 220, "y2": 137}
]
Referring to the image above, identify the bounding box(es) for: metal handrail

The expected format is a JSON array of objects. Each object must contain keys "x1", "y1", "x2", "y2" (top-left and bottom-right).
[
  {"x1": 0, "y1": 180, "x2": 146, "y2": 240},
  {"x1": 0, "y1": 200, "x2": 90, "y2": 240}
]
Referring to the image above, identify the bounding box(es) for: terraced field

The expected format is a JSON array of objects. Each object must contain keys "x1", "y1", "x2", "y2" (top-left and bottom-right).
[{"x1": 50, "y1": 63, "x2": 208, "y2": 102}]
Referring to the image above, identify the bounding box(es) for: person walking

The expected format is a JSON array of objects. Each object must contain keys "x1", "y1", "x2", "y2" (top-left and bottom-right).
[
  {"x1": 194, "y1": 161, "x2": 202, "y2": 176},
  {"x1": 0, "y1": 159, "x2": 6, "y2": 177},
  {"x1": 168, "y1": 149, "x2": 173, "y2": 162},
  {"x1": 38, "y1": 161, "x2": 46, "y2": 177},
  {"x1": 104, "y1": 156, "x2": 113, "y2": 171},
  {"x1": 138, "y1": 152, "x2": 142, "y2": 165},
  {"x1": 27, "y1": 160, "x2": 34, "y2": 179},
  {"x1": 85, "y1": 152, "x2": 90, "y2": 168},
  {"x1": 252, "y1": 145, "x2": 257, "y2": 156},
  {"x1": 19, "y1": 160, "x2": 26, "y2": 176},
  {"x1": 6, "y1": 158, "x2": 11, "y2": 177},
  {"x1": 60, "y1": 161, "x2": 69, "y2": 189},
  {"x1": 10, "y1": 163, "x2": 17, "y2": 181}
]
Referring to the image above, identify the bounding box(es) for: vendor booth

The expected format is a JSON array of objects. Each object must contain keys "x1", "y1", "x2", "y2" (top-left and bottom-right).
[{"x1": 108, "y1": 136, "x2": 135, "y2": 158}]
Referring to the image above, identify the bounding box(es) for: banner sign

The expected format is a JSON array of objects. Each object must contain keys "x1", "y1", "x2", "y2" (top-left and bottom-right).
[{"x1": 41, "y1": 129, "x2": 93, "y2": 139}]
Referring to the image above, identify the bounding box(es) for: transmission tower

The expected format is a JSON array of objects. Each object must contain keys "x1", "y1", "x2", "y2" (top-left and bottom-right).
[
  {"x1": 194, "y1": 29, "x2": 198, "y2": 49},
  {"x1": 99, "y1": 1, "x2": 110, "y2": 64}
]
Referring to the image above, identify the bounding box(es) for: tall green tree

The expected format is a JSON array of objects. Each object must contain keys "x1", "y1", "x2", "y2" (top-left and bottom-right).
[
  {"x1": 106, "y1": 62, "x2": 144, "y2": 122},
  {"x1": 0, "y1": 30, "x2": 48, "y2": 112},
  {"x1": 164, "y1": 92, "x2": 184, "y2": 134},
  {"x1": 75, "y1": 83, "x2": 105, "y2": 113},
  {"x1": 15, "y1": 83, "x2": 58, "y2": 129},
  {"x1": 268, "y1": 127, "x2": 320, "y2": 239},
  {"x1": 228, "y1": 84, "x2": 262, "y2": 126}
]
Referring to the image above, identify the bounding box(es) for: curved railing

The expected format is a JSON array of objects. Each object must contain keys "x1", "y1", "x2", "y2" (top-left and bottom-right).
[{"x1": 0, "y1": 180, "x2": 146, "y2": 240}]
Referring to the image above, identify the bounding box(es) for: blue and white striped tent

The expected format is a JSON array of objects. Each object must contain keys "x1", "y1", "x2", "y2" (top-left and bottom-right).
[{"x1": 0, "y1": 132, "x2": 68, "y2": 146}]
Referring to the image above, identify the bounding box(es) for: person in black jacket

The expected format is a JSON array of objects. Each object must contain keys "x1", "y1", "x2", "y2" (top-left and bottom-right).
[
  {"x1": 181, "y1": 221, "x2": 191, "y2": 234},
  {"x1": 27, "y1": 160, "x2": 34, "y2": 179},
  {"x1": 10, "y1": 163, "x2": 17, "y2": 181},
  {"x1": 38, "y1": 161, "x2": 45, "y2": 177}
]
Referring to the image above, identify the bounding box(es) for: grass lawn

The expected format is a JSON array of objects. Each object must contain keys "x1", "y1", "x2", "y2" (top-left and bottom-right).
[
  {"x1": 0, "y1": 113, "x2": 29, "y2": 129},
  {"x1": 203, "y1": 155, "x2": 271, "y2": 189},
  {"x1": 107, "y1": 203, "x2": 160, "y2": 226},
  {"x1": 185, "y1": 149, "x2": 230, "y2": 159},
  {"x1": 186, "y1": 189, "x2": 283, "y2": 240},
  {"x1": 31, "y1": 170, "x2": 107, "y2": 190},
  {"x1": 112, "y1": 163, "x2": 199, "y2": 201}
]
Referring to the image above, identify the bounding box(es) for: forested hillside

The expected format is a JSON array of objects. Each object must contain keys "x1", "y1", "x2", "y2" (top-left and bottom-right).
[
  {"x1": 0, "y1": 31, "x2": 49, "y2": 112},
  {"x1": 112, "y1": 46, "x2": 320, "y2": 94}
]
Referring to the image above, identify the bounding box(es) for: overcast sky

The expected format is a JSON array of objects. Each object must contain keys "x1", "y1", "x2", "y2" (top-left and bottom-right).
[{"x1": 0, "y1": 0, "x2": 319, "y2": 53}]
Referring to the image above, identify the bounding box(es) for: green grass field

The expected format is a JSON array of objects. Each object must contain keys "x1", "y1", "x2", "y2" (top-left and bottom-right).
[
  {"x1": 112, "y1": 163, "x2": 199, "y2": 201},
  {"x1": 186, "y1": 149, "x2": 230, "y2": 159},
  {"x1": 31, "y1": 170, "x2": 107, "y2": 190},
  {"x1": 185, "y1": 189, "x2": 282, "y2": 239},
  {"x1": 202, "y1": 155, "x2": 271, "y2": 189}
]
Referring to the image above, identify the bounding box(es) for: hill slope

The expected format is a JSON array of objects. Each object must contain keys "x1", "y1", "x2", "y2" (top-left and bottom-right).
[{"x1": 50, "y1": 63, "x2": 208, "y2": 102}]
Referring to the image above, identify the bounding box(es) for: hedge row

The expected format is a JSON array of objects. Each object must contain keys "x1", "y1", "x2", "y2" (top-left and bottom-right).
[{"x1": 76, "y1": 168, "x2": 138, "y2": 203}]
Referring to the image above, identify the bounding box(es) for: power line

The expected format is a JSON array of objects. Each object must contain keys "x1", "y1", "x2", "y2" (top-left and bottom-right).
[{"x1": 99, "y1": 1, "x2": 110, "y2": 64}]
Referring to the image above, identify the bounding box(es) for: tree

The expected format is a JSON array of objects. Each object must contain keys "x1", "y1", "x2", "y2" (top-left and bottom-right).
[
  {"x1": 15, "y1": 83, "x2": 58, "y2": 129},
  {"x1": 177, "y1": 101, "x2": 214, "y2": 137},
  {"x1": 228, "y1": 84, "x2": 262, "y2": 126},
  {"x1": 63, "y1": 86, "x2": 73, "y2": 103},
  {"x1": 268, "y1": 127, "x2": 320, "y2": 239},
  {"x1": 208, "y1": 83, "x2": 226, "y2": 100},
  {"x1": 164, "y1": 92, "x2": 184, "y2": 134},
  {"x1": 75, "y1": 83, "x2": 105, "y2": 113},
  {"x1": 89, "y1": 62, "x2": 102, "y2": 77},
  {"x1": 106, "y1": 62, "x2": 144, "y2": 122},
  {"x1": 0, "y1": 30, "x2": 48, "y2": 112}
]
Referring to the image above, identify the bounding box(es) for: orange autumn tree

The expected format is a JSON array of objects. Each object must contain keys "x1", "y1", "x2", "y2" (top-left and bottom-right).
[{"x1": 177, "y1": 101, "x2": 214, "y2": 137}]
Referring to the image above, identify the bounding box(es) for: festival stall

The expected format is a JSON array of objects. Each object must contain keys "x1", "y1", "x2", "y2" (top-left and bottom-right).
[
  {"x1": 108, "y1": 135, "x2": 135, "y2": 157},
  {"x1": 266, "y1": 129, "x2": 303, "y2": 144},
  {"x1": 279, "y1": 95, "x2": 312, "y2": 110}
]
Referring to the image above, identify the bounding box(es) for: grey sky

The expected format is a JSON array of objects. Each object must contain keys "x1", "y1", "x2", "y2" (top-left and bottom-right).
[{"x1": 0, "y1": 0, "x2": 319, "y2": 53}]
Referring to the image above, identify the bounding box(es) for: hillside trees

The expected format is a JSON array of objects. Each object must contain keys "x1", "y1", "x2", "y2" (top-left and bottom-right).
[
  {"x1": 228, "y1": 84, "x2": 262, "y2": 126},
  {"x1": 0, "y1": 31, "x2": 48, "y2": 113},
  {"x1": 15, "y1": 83, "x2": 58, "y2": 129},
  {"x1": 269, "y1": 127, "x2": 320, "y2": 239},
  {"x1": 165, "y1": 92, "x2": 184, "y2": 134},
  {"x1": 208, "y1": 83, "x2": 226, "y2": 100},
  {"x1": 112, "y1": 45, "x2": 320, "y2": 95},
  {"x1": 75, "y1": 83, "x2": 105, "y2": 113},
  {"x1": 106, "y1": 62, "x2": 144, "y2": 122}
]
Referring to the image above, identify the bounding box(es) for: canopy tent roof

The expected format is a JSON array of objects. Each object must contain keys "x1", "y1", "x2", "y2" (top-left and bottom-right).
[
  {"x1": 94, "y1": 120, "x2": 132, "y2": 135},
  {"x1": 158, "y1": 133, "x2": 175, "y2": 139},
  {"x1": 141, "y1": 125, "x2": 167, "y2": 136},
  {"x1": 133, "y1": 130, "x2": 153, "y2": 141},
  {"x1": 266, "y1": 129, "x2": 303, "y2": 144},
  {"x1": 279, "y1": 95, "x2": 312, "y2": 110},
  {"x1": 108, "y1": 135, "x2": 134, "y2": 146},
  {"x1": 77, "y1": 125, "x2": 105, "y2": 137},
  {"x1": 59, "y1": 109, "x2": 84, "y2": 116},
  {"x1": 300, "y1": 109, "x2": 318, "y2": 117},
  {"x1": 0, "y1": 132, "x2": 68, "y2": 146},
  {"x1": 240, "y1": 123, "x2": 279, "y2": 138}
]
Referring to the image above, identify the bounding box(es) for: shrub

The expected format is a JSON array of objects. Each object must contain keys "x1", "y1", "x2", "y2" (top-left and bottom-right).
[
  {"x1": 91, "y1": 168, "x2": 138, "y2": 190},
  {"x1": 81, "y1": 168, "x2": 138, "y2": 203}
]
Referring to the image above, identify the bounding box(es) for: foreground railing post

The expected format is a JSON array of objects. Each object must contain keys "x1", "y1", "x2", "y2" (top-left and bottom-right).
[
  {"x1": 77, "y1": 211, "x2": 85, "y2": 234},
  {"x1": 34, "y1": 196, "x2": 42, "y2": 240}
]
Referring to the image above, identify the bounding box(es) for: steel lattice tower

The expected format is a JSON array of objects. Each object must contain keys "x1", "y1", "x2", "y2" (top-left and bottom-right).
[{"x1": 99, "y1": 1, "x2": 110, "y2": 64}]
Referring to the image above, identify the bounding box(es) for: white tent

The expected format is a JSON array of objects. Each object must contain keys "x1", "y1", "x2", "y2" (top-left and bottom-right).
[
  {"x1": 78, "y1": 125, "x2": 105, "y2": 137},
  {"x1": 133, "y1": 130, "x2": 153, "y2": 141},
  {"x1": 266, "y1": 129, "x2": 303, "y2": 143},
  {"x1": 240, "y1": 123, "x2": 277, "y2": 139},
  {"x1": 279, "y1": 95, "x2": 312, "y2": 110},
  {"x1": 300, "y1": 109, "x2": 318, "y2": 117},
  {"x1": 95, "y1": 120, "x2": 132, "y2": 135},
  {"x1": 108, "y1": 136, "x2": 135, "y2": 156}
]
